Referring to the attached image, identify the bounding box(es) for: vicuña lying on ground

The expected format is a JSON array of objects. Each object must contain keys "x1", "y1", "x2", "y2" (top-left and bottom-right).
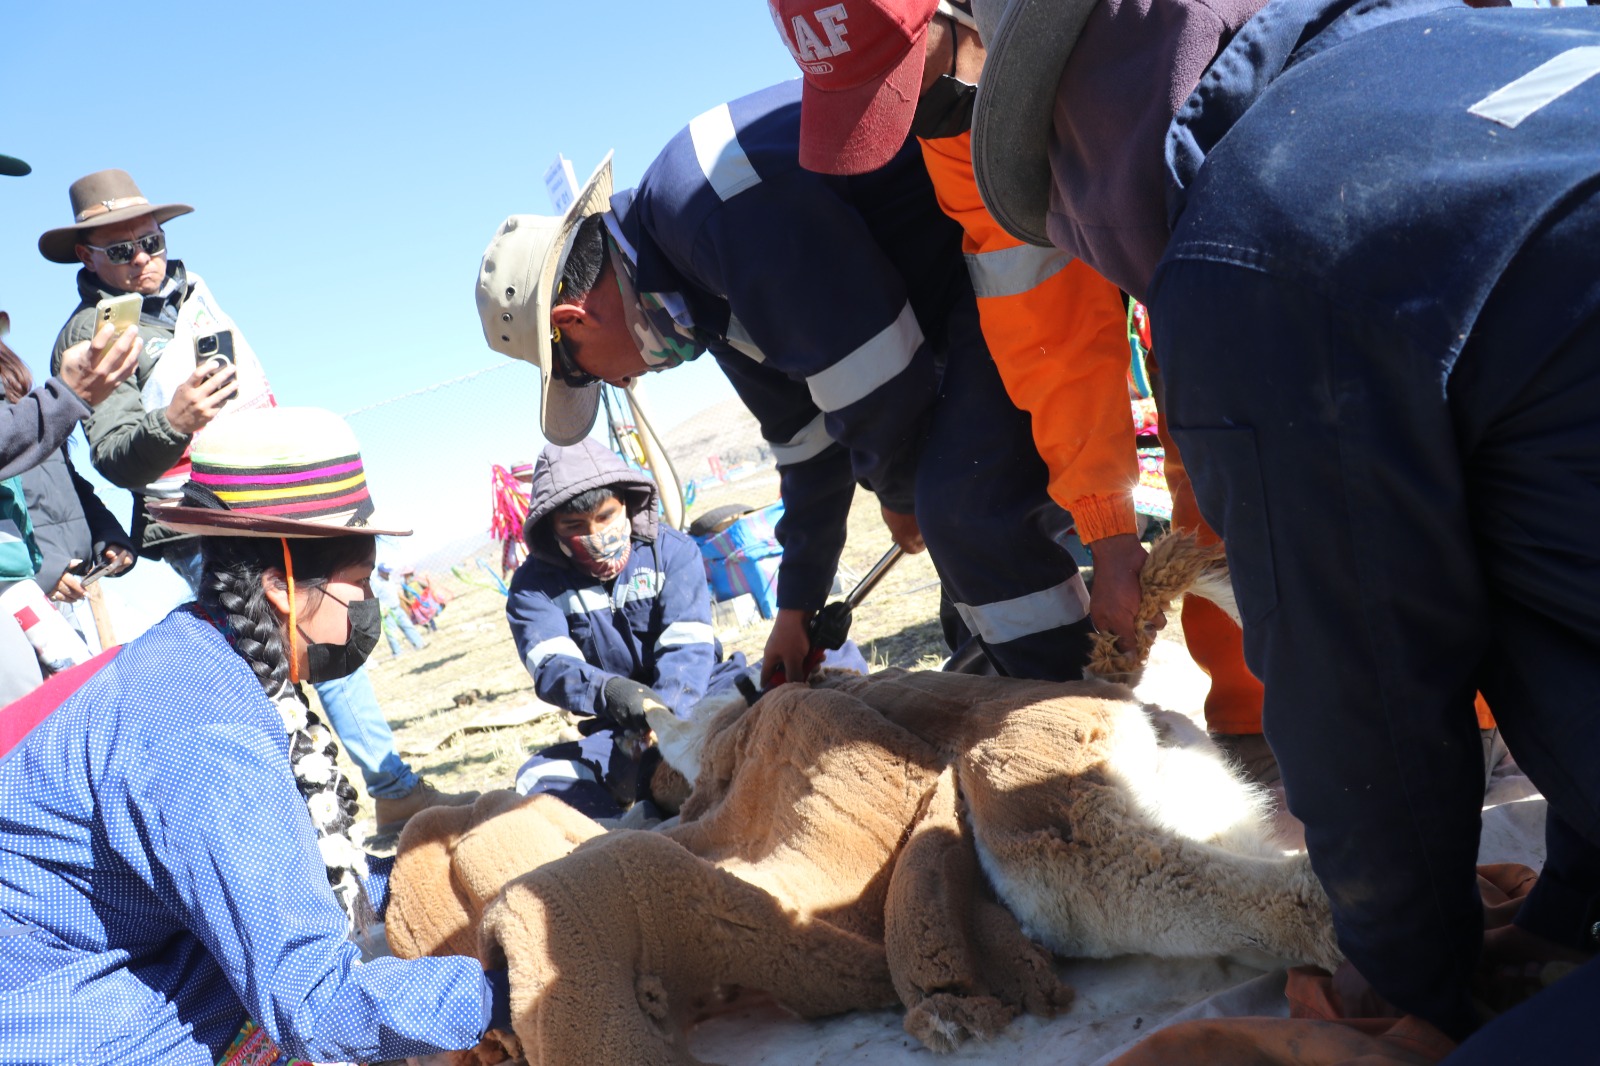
[{"x1": 389, "y1": 535, "x2": 1338, "y2": 1064}]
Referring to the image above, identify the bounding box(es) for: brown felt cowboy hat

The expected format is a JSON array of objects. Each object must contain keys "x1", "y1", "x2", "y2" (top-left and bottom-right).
[{"x1": 38, "y1": 169, "x2": 193, "y2": 264}]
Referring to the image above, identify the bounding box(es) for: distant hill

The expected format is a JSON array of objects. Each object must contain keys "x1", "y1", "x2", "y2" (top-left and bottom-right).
[{"x1": 660, "y1": 397, "x2": 771, "y2": 479}]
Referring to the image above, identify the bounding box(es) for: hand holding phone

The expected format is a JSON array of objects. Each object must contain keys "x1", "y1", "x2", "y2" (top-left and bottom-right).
[
  {"x1": 95, "y1": 293, "x2": 142, "y2": 336},
  {"x1": 57, "y1": 321, "x2": 142, "y2": 406},
  {"x1": 166, "y1": 356, "x2": 238, "y2": 435},
  {"x1": 195, "y1": 329, "x2": 235, "y2": 371}
]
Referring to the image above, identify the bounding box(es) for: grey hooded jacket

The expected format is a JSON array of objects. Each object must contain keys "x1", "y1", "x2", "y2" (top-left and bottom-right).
[
  {"x1": 522, "y1": 439, "x2": 660, "y2": 565},
  {"x1": 1, "y1": 380, "x2": 88, "y2": 481},
  {"x1": 8, "y1": 445, "x2": 135, "y2": 596}
]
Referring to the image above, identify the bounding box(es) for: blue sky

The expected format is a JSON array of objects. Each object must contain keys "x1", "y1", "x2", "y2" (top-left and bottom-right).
[{"x1": 4, "y1": 3, "x2": 801, "y2": 630}]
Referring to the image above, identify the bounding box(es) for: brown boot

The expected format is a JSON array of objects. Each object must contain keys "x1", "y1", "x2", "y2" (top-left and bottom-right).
[
  {"x1": 1210, "y1": 732, "x2": 1283, "y2": 789},
  {"x1": 375, "y1": 779, "x2": 480, "y2": 834}
]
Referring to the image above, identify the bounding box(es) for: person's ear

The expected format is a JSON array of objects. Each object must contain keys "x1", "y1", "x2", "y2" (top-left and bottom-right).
[
  {"x1": 261, "y1": 566, "x2": 292, "y2": 618},
  {"x1": 551, "y1": 304, "x2": 589, "y2": 331},
  {"x1": 74, "y1": 243, "x2": 94, "y2": 269}
]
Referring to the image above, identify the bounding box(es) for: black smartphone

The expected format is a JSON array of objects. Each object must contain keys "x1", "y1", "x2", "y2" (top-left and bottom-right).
[{"x1": 195, "y1": 329, "x2": 235, "y2": 367}]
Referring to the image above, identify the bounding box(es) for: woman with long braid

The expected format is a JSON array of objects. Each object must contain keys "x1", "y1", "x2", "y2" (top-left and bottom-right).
[{"x1": 0, "y1": 407, "x2": 509, "y2": 1065}]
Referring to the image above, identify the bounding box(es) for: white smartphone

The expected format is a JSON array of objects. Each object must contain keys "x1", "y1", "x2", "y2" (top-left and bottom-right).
[{"x1": 94, "y1": 292, "x2": 142, "y2": 336}]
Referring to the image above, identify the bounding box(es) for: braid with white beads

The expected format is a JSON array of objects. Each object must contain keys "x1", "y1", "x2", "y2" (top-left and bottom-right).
[{"x1": 195, "y1": 537, "x2": 370, "y2": 927}]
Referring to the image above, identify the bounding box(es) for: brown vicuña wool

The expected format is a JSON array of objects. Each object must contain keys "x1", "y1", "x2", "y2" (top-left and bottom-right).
[
  {"x1": 1086, "y1": 531, "x2": 1229, "y2": 684},
  {"x1": 820, "y1": 666, "x2": 1341, "y2": 971},
  {"x1": 386, "y1": 790, "x2": 602, "y2": 961},
  {"x1": 472, "y1": 686, "x2": 948, "y2": 1062},
  {"x1": 955, "y1": 697, "x2": 1340, "y2": 969},
  {"x1": 887, "y1": 765, "x2": 1074, "y2": 1052},
  {"x1": 481, "y1": 828, "x2": 900, "y2": 1066},
  {"x1": 664, "y1": 685, "x2": 945, "y2": 940},
  {"x1": 648, "y1": 760, "x2": 692, "y2": 812},
  {"x1": 388, "y1": 533, "x2": 1335, "y2": 1063},
  {"x1": 818, "y1": 668, "x2": 1135, "y2": 756},
  {"x1": 468, "y1": 684, "x2": 1095, "y2": 1062},
  {"x1": 386, "y1": 801, "x2": 479, "y2": 961}
]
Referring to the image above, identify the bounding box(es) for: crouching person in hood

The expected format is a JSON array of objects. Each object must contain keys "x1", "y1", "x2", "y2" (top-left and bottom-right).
[{"x1": 506, "y1": 438, "x2": 747, "y2": 818}]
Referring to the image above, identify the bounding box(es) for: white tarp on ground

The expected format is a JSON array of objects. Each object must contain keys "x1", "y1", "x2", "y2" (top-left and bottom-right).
[{"x1": 687, "y1": 641, "x2": 1548, "y2": 1066}]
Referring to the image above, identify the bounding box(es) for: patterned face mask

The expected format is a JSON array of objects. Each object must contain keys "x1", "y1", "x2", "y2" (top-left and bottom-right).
[
  {"x1": 605, "y1": 235, "x2": 702, "y2": 371},
  {"x1": 557, "y1": 506, "x2": 633, "y2": 580}
]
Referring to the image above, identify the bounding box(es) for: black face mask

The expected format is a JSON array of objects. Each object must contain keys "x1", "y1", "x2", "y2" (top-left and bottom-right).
[
  {"x1": 909, "y1": 15, "x2": 977, "y2": 141},
  {"x1": 910, "y1": 74, "x2": 978, "y2": 140},
  {"x1": 300, "y1": 594, "x2": 382, "y2": 683}
]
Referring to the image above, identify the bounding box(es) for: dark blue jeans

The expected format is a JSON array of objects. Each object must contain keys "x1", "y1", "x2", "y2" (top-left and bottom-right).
[{"x1": 1155, "y1": 176, "x2": 1600, "y2": 1040}]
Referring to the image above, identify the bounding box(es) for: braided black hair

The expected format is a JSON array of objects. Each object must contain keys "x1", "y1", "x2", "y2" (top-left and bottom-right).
[
  {"x1": 196, "y1": 535, "x2": 374, "y2": 692},
  {"x1": 195, "y1": 534, "x2": 379, "y2": 925}
]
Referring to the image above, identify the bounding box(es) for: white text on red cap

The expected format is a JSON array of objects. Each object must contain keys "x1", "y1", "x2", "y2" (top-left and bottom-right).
[{"x1": 773, "y1": 3, "x2": 853, "y2": 72}]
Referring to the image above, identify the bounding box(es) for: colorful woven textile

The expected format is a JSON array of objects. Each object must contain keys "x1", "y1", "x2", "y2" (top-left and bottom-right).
[
  {"x1": 1133, "y1": 447, "x2": 1172, "y2": 521},
  {"x1": 188, "y1": 408, "x2": 374, "y2": 525},
  {"x1": 215, "y1": 1020, "x2": 315, "y2": 1066}
]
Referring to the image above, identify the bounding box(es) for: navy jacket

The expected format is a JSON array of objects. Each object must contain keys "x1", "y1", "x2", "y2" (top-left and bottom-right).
[
  {"x1": 1147, "y1": 0, "x2": 1600, "y2": 1041},
  {"x1": 617, "y1": 80, "x2": 969, "y2": 611},
  {"x1": 507, "y1": 441, "x2": 727, "y2": 719}
]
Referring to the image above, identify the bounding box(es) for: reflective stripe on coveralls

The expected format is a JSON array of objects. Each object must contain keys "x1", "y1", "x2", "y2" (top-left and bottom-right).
[
  {"x1": 769, "y1": 412, "x2": 834, "y2": 466},
  {"x1": 633, "y1": 82, "x2": 1096, "y2": 678},
  {"x1": 920, "y1": 129, "x2": 1266, "y2": 731},
  {"x1": 805, "y1": 304, "x2": 925, "y2": 412},
  {"x1": 918, "y1": 132, "x2": 1137, "y2": 545},
  {"x1": 655, "y1": 620, "x2": 714, "y2": 650},
  {"x1": 526, "y1": 635, "x2": 585, "y2": 674},
  {"x1": 953, "y1": 575, "x2": 1091, "y2": 645}
]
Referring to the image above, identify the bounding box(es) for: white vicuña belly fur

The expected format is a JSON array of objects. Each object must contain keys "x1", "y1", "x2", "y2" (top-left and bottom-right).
[
  {"x1": 1099, "y1": 703, "x2": 1282, "y2": 860},
  {"x1": 963, "y1": 696, "x2": 1340, "y2": 969}
]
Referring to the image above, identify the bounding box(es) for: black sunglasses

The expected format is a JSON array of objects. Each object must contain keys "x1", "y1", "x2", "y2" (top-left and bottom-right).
[{"x1": 82, "y1": 231, "x2": 165, "y2": 266}]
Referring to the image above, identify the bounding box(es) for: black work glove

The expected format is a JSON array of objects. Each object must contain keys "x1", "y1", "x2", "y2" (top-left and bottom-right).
[{"x1": 601, "y1": 676, "x2": 667, "y2": 733}]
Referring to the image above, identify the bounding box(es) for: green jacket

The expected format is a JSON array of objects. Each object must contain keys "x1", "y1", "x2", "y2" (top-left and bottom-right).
[
  {"x1": 51, "y1": 262, "x2": 194, "y2": 557},
  {"x1": 0, "y1": 475, "x2": 42, "y2": 582}
]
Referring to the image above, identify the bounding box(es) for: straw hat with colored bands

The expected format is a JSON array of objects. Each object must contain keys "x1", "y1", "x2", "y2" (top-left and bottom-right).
[{"x1": 148, "y1": 407, "x2": 410, "y2": 539}]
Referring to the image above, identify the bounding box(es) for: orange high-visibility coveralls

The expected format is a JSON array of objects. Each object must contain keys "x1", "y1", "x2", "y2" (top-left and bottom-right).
[{"x1": 919, "y1": 131, "x2": 1268, "y2": 734}]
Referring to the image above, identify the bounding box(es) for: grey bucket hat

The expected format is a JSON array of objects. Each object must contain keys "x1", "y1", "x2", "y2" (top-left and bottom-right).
[
  {"x1": 476, "y1": 154, "x2": 613, "y2": 446},
  {"x1": 970, "y1": 0, "x2": 1099, "y2": 247}
]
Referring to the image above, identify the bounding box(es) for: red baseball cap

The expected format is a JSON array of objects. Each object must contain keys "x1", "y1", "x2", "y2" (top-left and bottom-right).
[{"x1": 770, "y1": 0, "x2": 940, "y2": 175}]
